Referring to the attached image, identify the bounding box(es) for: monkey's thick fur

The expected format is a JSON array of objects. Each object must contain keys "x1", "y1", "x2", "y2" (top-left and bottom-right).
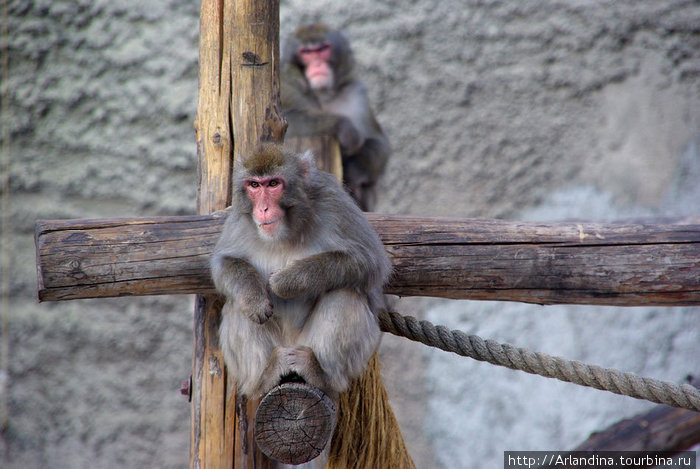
[
  {"x1": 211, "y1": 145, "x2": 414, "y2": 468},
  {"x1": 281, "y1": 24, "x2": 391, "y2": 212}
]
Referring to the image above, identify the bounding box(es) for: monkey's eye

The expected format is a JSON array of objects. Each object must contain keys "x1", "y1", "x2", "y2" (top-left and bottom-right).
[
  {"x1": 299, "y1": 43, "x2": 331, "y2": 55},
  {"x1": 248, "y1": 181, "x2": 260, "y2": 188},
  {"x1": 268, "y1": 179, "x2": 280, "y2": 187}
]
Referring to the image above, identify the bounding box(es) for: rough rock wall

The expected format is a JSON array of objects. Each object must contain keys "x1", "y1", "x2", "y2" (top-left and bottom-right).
[
  {"x1": 2, "y1": 0, "x2": 699, "y2": 468},
  {"x1": 3, "y1": 2, "x2": 199, "y2": 468}
]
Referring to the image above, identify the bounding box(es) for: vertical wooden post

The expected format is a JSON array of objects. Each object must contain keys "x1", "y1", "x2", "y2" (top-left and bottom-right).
[
  {"x1": 192, "y1": 1, "x2": 284, "y2": 468},
  {"x1": 230, "y1": 1, "x2": 285, "y2": 468},
  {"x1": 230, "y1": 0, "x2": 286, "y2": 151},
  {"x1": 286, "y1": 136, "x2": 342, "y2": 181},
  {"x1": 192, "y1": 1, "x2": 233, "y2": 468}
]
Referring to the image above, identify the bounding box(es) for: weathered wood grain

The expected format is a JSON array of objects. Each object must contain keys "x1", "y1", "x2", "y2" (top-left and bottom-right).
[
  {"x1": 573, "y1": 400, "x2": 700, "y2": 452},
  {"x1": 568, "y1": 378, "x2": 700, "y2": 453},
  {"x1": 35, "y1": 215, "x2": 221, "y2": 300},
  {"x1": 35, "y1": 214, "x2": 700, "y2": 306},
  {"x1": 192, "y1": 1, "x2": 235, "y2": 467},
  {"x1": 191, "y1": 0, "x2": 285, "y2": 467},
  {"x1": 255, "y1": 383, "x2": 337, "y2": 465},
  {"x1": 285, "y1": 136, "x2": 343, "y2": 181}
]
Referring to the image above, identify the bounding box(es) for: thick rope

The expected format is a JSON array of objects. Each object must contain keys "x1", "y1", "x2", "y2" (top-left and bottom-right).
[{"x1": 378, "y1": 310, "x2": 700, "y2": 412}]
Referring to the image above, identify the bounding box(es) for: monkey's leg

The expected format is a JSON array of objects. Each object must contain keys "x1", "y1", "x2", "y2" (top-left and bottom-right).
[
  {"x1": 297, "y1": 289, "x2": 381, "y2": 394},
  {"x1": 219, "y1": 300, "x2": 281, "y2": 397},
  {"x1": 259, "y1": 345, "x2": 333, "y2": 398}
]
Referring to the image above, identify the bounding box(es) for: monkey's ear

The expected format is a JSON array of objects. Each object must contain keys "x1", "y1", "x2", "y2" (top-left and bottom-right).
[
  {"x1": 234, "y1": 154, "x2": 243, "y2": 171},
  {"x1": 299, "y1": 150, "x2": 315, "y2": 180}
]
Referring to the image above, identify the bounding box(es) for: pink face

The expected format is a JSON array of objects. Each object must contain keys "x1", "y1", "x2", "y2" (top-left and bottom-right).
[
  {"x1": 298, "y1": 43, "x2": 333, "y2": 90},
  {"x1": 246, "y1": 176, "x2": 286, "y2": 238}
]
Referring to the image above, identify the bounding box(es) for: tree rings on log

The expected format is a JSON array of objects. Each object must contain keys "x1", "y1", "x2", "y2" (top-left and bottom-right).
[{"x1": 254, "y1": 382, "x2": 337, "y2": 465}]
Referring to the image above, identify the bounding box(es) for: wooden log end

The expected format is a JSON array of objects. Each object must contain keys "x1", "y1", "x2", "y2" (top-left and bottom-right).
[{"x1": 254, "y1": 382, "x2": 337, "y2": 465}]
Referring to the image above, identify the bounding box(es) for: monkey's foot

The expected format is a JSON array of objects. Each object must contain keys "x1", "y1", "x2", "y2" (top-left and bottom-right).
[{"x1": 259, "y1": 346, "x2": 333, "y2": 398}]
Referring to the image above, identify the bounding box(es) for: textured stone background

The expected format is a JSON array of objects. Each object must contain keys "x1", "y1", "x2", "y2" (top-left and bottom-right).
[{"x1": 2, "y1": 1, "x2": 699, "y2": 468}]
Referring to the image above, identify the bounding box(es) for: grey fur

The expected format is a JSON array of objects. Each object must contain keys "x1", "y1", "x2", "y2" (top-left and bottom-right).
[
  {"x1": 281, "y1": 24, "x2": 391, "y2": 211},
  {"x1": 211, "y1": 146, "x2": 391, "y2": 397}
]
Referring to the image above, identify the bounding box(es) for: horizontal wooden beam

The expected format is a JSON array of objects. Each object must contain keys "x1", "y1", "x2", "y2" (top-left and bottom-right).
[{"x1": 35, "y1": 214, "x2": 700, "y2": 306}]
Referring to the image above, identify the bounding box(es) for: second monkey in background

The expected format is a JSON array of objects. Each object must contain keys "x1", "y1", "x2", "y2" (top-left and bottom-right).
[{"x1": 281, "y1": 24, "x2": 391, "y2": 211}]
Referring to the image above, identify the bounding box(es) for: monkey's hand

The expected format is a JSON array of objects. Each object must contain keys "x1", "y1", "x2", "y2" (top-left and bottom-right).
[
  {"x1": 213, "y1": 256, "x2": 274, "y2": 324},
  {"x1": 239, "y1": 287, "x2": 274, "y2": 324},
  {"x1": 269, "y1": 267, "x2": 308, "y2": 299}
]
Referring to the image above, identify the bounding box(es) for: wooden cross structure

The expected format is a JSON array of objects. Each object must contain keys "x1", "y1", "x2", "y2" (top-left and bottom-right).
[{"x1": 33, "y1": 1, "x2": 700, "y2": 468}]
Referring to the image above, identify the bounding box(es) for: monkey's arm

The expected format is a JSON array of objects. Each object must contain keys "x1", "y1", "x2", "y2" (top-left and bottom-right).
[
  {"x1": 281, "y1": 71, "x2": 363, "y2": 152},
  {"x1": 284, "y1": 108, "x2": 362, "y2": 153},
  {"x1": 280, "y1": 69, "x2": 333, "y2": 132},
  {"x1": 269, "y1": 251, "x2": 375, "y2": 300},
  {"x1": 345, "y1": 83, "x2": 391, "y2": 174},
  {"x1": 211, "y1": 255, "x2": 273, "y2": 324},
  {"x1": 354, "y1": 131, "x2": 390, "y2": 183},
  {"x1": 342, "y1": 103, "x2": 391, "y2": 210}
]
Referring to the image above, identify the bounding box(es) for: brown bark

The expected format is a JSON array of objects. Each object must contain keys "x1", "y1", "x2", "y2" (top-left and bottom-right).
[
  {"x1": 192, "y1": 1, "x2": 235, "y2": 468},
  {"x1": 36, "y1": 215, "x2": 700, "y2": 306},
  {"x1": 191, "y1": 1, "x2": 284, "y2": 468},
  {"x1": 285, "y1": 136, "x2": 343, "y2": 181},
  {"x1": 572, "y1": 378, "x2": 700, "y2": 452}
]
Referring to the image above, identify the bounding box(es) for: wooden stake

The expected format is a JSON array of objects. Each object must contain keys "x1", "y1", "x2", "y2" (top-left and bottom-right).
[
  {"x1": 286, "y1": 136, "x2": 343, "y2": 181},
  {"x1": 192, "y1": 1, "x2": 233, "y2": 467},
  {"x1": 192, "y1": 1, "x2": 284, "y2": 468}
]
